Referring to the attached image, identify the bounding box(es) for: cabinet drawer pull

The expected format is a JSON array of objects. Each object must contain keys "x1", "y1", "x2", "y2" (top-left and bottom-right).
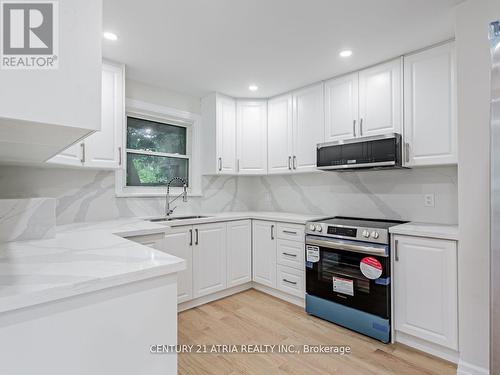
[
  {"x1": 218, "y1": 157, "x2": 222, "y2": 172},
  {"x1": 195, "y1": 228, "x2": 199, "y2": 245},
  {"x1": 395, "y1": 239, "x2": 399, "y2": 261},
  {"x1": 353, "y1": 119, "x2": 356, "y2": 137},
  {"x1": 271, "y1": 225, "x2": 275, "y2": 240},
  {"x1": 282, "y1": 279, "x2": 297, "y2": 285},
  {"x1": 360, "y1": 118, "x2": 364, "y2": 136},
  {"x1": 282, "y1": 252, "x2": 297, "y2": 258},
  {"x1": 288, "y1": 156, "x2": 292, "y2": 170},
  {"x1": 293, "y1": 155, "x2": 297, "y2": 170},
  {"x1": 282, "y1": 230, "x2": 297, "y2": 235}
]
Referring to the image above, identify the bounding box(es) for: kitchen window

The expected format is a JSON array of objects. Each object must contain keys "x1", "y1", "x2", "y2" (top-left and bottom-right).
[
  {"x1": 115, "y1": 99, "x2": 201, "y2": 197},
  {"x1": 126, "y1": 117, "x2": 189, "y2": 187}
]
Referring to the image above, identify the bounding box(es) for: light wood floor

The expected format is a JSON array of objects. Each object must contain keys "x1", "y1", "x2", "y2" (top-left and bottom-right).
[{"x1": 178, "y1": 289, "x2": 457, "y2": 375}]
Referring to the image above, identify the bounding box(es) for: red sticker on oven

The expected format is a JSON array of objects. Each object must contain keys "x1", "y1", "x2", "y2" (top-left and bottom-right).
[{"x1": 360, "y1": 257, "x2": 382, "y2": 280}]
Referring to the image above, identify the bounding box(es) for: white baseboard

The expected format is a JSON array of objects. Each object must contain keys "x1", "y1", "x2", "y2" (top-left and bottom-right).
[
  {"x1": 252, "y1": 283, "x2": 305, "y2": 307},
  {"x1": 178, "y1": 283, "x2": 252, "y2": 312},
  {"x1": 457, "y1": 359, "x2": 489, "y2": 375},
  {"x1": 395, "y1": 331, "x2": 459, "y2": 363}
]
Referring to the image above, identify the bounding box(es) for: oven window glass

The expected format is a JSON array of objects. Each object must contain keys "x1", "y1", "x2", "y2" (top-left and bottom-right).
[{"x1": 319, "y1": 252, "x2": 370, "y2": 294}]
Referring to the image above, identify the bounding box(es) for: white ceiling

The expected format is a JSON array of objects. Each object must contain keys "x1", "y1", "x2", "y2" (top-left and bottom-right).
[{"x1": 103, "y1": 0, "x2": 462, "y2": 99}]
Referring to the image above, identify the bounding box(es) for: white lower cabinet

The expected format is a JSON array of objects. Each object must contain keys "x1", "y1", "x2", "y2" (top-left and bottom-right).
[
  {"x1": 163, "y1": 226, "x2": 193, "y2": 303},
  {"x1": 276, "y1": 265, "x2": 305, "y2": 298},
  {"x1": 193, "y1": 222, "x2": 227, "y2": 298},
  {"x1": 226, "y1": 220, "x2": 252, "y2": 288},
  {"x1": 252, "y1": 220, "x2": 277, "y2": 288},
  {"x1": 393, "y1": 235, "x2": 458, "y2": 350}
]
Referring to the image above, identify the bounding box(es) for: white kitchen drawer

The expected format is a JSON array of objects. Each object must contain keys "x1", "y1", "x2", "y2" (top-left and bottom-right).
[
  {"x1": 276, "y1": 265, "x2": 304, "y2": 298},
  {"x1": 277, "y1": 239, "x2": 304, "y2": 270},
  {"x1": 276, "y1": 223, "x2": 305, "y2": 242}
]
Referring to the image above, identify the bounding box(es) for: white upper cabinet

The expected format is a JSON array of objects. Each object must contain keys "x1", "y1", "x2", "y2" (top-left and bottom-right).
[
  {"x1": 201, "y1": 93, "x2": 237, "y2": 175},
  {"x1": 292, "y1": 83, "x2": 325, "y2": 172},
  {"x1": 217, "y1": 95, "x2": 237, "y2": 174},
  {"x1": 236, "y1": 100, "x2": 268, "y2": 174},
  {"x1": 0, "y1": 0, "x2": 102, "y2": 164},
  {"x1": 267, "y1": 94, "x2": 294, "y2": 174},
  {"x1": 324, "y1": 73, "x2": 359, "y2": 142},
  {"x1": 48, "y1": 62, "x2": 124, "y2": 169},
  {"x1": 358, "y1": 58, "x2": 403, "y2": 137},
  {"x1": 404, "y1": 42, "x2": 457, "y2": 166},
  {"x1": 84, "y1": 62, "x2": 124, "y2": 168},
  {"x1": 394, "y1": 235, "x2": 458, "y2": 350}
]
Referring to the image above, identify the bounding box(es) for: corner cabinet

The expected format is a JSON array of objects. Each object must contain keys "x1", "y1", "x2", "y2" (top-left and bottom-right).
[
  {"x1": 404, "y1": 42, "x2": 457, "y2": 166},
  {"x1": 236, "y1": 101, "x2": 268, "y2": 174},
  {"x1": 267, "y1": 83, "x2": 324, "y2": 174},
  {"x1": 393, "y1": 235, "x2": 458, "y2": 352},
  {"x1": 47, "y1": 61, "x2": 125, "y2": 169}
]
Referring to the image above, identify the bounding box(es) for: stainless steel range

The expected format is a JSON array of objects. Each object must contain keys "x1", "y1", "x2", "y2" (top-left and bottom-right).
[{"x1": 304, "y1": 216, "x2": 406, "y2": 343}]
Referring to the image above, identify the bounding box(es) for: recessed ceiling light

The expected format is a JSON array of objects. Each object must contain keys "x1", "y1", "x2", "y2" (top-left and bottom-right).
[
  {"x1": 103, "y1": 32, "x2": 118, "y2": 41},
  {"x1": 248, "y1": 84, "x2": 258, "y2": 92},
  {"x1": 339, "y1": 49, "x2": 353, "y2": 58}
]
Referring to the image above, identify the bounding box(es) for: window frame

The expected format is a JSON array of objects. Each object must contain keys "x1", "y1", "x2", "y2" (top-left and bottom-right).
[{"x1": 115, "y1": 99, "x2": 202, "y2": 197}]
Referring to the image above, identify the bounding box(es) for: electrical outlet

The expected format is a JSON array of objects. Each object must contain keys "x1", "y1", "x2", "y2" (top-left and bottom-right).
[{"x1": 424, "y1": 194, "x2": 435, "y2": 207}]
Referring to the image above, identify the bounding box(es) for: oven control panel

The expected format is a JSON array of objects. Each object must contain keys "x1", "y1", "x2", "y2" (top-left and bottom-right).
[{"x1": 306, "y1": 222, "x2": 388, "y2": 245}]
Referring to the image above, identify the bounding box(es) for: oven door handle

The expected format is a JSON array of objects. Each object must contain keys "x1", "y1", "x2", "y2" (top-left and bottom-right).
[{"x1": 305, "y1": 238, "x2": 388, "y2": 257}]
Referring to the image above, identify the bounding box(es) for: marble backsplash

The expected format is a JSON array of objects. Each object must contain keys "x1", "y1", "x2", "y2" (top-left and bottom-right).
[
  {"x1": 0, "y1": 198, "x2": 56, "y2": 242},
  {"x1": 0, "y1": 165, "x2": 458, "y2": 225}
]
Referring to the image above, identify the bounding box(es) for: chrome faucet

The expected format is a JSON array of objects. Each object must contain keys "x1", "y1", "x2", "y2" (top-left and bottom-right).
[{"x1": 165, "y1": 177, "x2": 188, "y2": 217}]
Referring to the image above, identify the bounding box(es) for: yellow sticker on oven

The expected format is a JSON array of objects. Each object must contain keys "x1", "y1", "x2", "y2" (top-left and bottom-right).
[{"x1": 333, "y1": 276, "x2": 354, "y2": 296}]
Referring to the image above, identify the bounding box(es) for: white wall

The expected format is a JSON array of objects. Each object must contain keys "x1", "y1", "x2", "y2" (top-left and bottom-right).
[
  {"x1": 455, "y1": 1, "x2": 500, "y2": 374},
  {"x1": 126, "y1": 79, "x2": 201, "y2": 114}
]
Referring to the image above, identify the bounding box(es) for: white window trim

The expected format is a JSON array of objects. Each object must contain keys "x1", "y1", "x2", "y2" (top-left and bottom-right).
[{"x1": 115, "y1": 98, "x2": 202, "y2": 197}]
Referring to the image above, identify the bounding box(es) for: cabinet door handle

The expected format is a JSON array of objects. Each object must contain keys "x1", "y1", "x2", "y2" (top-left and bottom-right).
[
  {"x1": 283, "y1": 230, "x2": 297, "y2": 235},
  {"x1": 405, "y1": 143, "x2": 410, "y2": 163},
  {"x1": 288, "y1": 156, "x2": 292, "y2": 170},
  {"x1": 293, "y1": 156, "x2": 297, "y2": 170},
  {"x1": 218, "y1": 157, "x2": 222, "y2": 172},
  {"x1": 271, "y1": 225, "x2": 275, "y2": 240},
  {"x1": 283, "y1": 252, "x2": 297, "y2": 258},
  {"x1": 189, "y1": 229, "x2": 193, "y2": 246},
  {"x1": 283, "y1": 279, "x2": 297, "y2": 285},
  {"x1": 80, "y1": 143, "x2": 86, "y2": 163},
  {"x1": 118, "y1": 147, "x2": 122, "y2": 166},
  {"x1": 353, "y1": 119, "x2": 356, "y2": 137},
  {"x1": 195, "y1": 228, "x2": 199, "y2": 245},
  {"x1": 395, "y1": 239, "x2": 399, "y2": 261},
  {"x1": 360, "y1": 118, "x2": 364, "y2": 137}
]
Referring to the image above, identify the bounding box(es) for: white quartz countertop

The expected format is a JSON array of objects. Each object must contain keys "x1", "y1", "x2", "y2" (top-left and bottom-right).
[
  {"x1": 0, "y1": 218, "x2": 185, "y2": 314},
  {"x1": 146, "y1": 211, "x2": 327, "y2": 227},
  {"x1": 389, "y1": 222, "x2": 459, "y2": 241},
  {"x1": 0, "y1": 212, "x2": 322, "y2": 314}
]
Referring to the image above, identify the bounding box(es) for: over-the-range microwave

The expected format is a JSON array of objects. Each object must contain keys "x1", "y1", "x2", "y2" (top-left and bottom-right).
[{"x1": 316, "y1": 133, "x2": 407, "y2": 171}]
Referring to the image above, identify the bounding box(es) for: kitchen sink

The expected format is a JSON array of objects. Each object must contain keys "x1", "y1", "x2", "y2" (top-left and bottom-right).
[{"x1": 149, "y1": 215, "x2": 212, "y2": 222}]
